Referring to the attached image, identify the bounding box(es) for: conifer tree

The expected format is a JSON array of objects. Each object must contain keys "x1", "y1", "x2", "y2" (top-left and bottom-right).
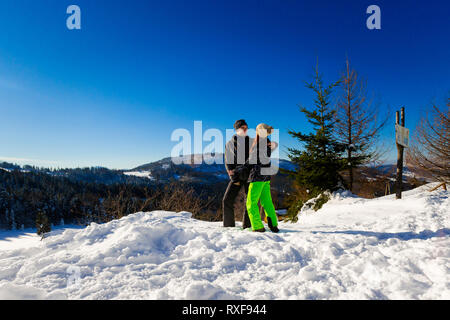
[
  {"x1": 36, "y1": 211, "x2": 51, "y2": 238},
  {"x1": 287, "y1": 65, "x2": 345, "y2": 201}
]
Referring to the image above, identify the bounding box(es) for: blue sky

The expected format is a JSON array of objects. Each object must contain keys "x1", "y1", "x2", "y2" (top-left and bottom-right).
[{"x1": 0, "y1": 0, "x2": 449, "y2": 169}]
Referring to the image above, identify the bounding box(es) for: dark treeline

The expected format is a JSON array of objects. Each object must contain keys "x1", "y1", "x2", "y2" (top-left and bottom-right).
[
  {"x1": 0, "y1": 168, "x2": 224, "y2": 230},
  {"x1": 0, "y1": 162, "x2": 154, "y2": 185}
]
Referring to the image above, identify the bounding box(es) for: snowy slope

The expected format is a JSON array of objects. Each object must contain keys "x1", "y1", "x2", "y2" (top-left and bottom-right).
[
  {"x1": 123, "y1": 171, "x2": 155, "y2": 180},
  {"x1": 0, "y1": 183, "x2": 448, "y2": 300}
]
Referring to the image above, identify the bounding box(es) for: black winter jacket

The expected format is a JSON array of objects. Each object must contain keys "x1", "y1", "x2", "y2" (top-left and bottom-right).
[
  {"x1": 224, "y1": 135, "x2": 253, "y2": 182},
  {"x1": 247, "y1": 137, "x2": 274, "y2": 183}
]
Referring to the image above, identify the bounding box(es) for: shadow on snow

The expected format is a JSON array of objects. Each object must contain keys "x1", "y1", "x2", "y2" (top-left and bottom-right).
[{"x1": 310, "y1": 228, "x2": 450, "y2": 241}]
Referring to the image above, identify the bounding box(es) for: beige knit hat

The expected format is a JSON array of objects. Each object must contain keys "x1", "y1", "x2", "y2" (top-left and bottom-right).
[{"x1": 256, "y1": 123, "x2": 273, "y2": 138}]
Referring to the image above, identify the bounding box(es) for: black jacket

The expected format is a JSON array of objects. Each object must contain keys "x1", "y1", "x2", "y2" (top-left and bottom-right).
[
  {"x1": 247, "y1": 137, "x2": 274, "y2": 183},
  {"x1": 224, "y1": 135, "x2": 253, "y2": 181}
]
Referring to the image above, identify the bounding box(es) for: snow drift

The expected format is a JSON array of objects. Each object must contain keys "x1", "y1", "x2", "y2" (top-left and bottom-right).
[{"x1": 0, "y1": 183, "x2": 448, "y2": 299}]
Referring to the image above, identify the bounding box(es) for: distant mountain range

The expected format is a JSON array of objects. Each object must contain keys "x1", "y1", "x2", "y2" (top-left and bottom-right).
[
  {"x1": 0, "y1": 154, "x2": 295, "y2": 185},
  {"x1": 1, "y1": 156, "x2": 431, "y2": 186},
  {"x1": 125, "y1": 153, "x2": 296, "y2": 184},
  {"x1": 373, "y1": 164, "x2": 432, "y2": 182}
]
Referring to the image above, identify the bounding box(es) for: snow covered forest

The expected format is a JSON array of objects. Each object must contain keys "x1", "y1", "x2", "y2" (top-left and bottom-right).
[{"x1": 0, "y1": 162, "x2": 281, "y2": 230}]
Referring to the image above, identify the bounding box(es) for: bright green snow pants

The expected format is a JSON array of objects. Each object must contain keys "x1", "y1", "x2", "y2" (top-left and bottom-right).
[{"x1": 246, "y1": 181, "x2": 278, "y2": 231}]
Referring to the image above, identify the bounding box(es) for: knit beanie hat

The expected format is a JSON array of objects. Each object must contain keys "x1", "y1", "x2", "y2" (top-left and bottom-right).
[{"x1": 234, "y1": 119, "x2": 248, "y2": 130}]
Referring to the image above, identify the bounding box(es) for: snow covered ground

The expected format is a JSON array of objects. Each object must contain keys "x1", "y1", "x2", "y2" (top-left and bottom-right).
[
  {"x1": 0, "y1": 183, "x2": 448, "y2": 300},
  {"x1": 123, "y1": 171, "x2": 155, "y2": 180}
]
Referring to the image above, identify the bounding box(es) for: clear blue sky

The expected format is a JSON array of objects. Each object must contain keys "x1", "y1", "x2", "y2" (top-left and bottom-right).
[{"x1": 0, "y1": 0, "x2": 449, "y2": 169}]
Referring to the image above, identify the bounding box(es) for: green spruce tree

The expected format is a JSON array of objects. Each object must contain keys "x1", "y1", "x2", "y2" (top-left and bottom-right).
[
  {"x1": 36, "y1": 211, "x2": 51, "y2": 238},
  {"x1": 287, "y1": 65, "x2": 346, "y2": 210}
]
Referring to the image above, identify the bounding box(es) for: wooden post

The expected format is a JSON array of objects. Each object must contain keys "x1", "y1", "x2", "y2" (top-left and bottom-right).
[{"x1": 395, "y1": 107, "x2": 405, "y2": 199}]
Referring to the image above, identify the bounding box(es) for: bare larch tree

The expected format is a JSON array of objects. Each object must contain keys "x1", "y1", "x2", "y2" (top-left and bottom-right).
[
  {"x1": 334, "y1": 59, "x2": 388, "y2": 191},
  {"x1": 406, "y1": 97, "x2": 450, "y2": 183}
]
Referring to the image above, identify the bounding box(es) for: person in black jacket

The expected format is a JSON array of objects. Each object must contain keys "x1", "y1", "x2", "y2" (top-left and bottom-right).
[{"x1": 223, "y1": 119, "x2": 253, "y2": 228}]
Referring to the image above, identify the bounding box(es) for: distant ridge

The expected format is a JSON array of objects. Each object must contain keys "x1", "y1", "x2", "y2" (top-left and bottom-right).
[{"x1": 127, "y1": 153, "x2": 295, "y2": 184}]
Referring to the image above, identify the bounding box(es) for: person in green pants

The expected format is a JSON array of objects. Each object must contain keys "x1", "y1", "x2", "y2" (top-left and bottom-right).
[{"x1": 246, "y1": 123, "x2": 279, "y2": 233}]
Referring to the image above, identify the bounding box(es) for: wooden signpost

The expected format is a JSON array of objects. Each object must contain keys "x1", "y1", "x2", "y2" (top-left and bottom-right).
[{"x1": 395, "y1": 107, "x2": 409, "y2": 199}]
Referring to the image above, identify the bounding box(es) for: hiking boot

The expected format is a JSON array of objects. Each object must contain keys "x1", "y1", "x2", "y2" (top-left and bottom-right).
[
  {"x1": 267, "y1": 217, "x2": 280, "y2": 233},
  {"x1": 254, "y1": 228, "x2": 266, "y2": 233},
  {"x1": 243, "y1": 213, "x2": 252, "y2": 229}
]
